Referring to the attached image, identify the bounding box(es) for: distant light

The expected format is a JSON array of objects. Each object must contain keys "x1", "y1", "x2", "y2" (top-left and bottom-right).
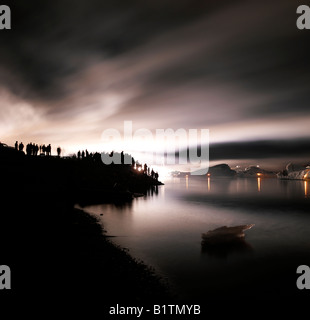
[
  {"x1": 257, "y1": 165, "x2": 260, "y2": 168},
  {"x1": 207, "y1": 173, "x2": 211, "y2": 177},
  {"x1": 257, "y1": 173, "x2": 261, "y2": 176}
]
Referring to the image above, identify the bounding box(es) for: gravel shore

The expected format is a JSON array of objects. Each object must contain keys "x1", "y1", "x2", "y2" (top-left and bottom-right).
[{"x1": 67, "y1": 207, "x2": 172, "y2": 302}]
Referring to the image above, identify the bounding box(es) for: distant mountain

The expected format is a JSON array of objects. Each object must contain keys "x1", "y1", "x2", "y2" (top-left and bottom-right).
[
  {"x1": 208, "y1": 164, "x2": 236, "y2": 177},
  {"x1": 238, "y1": 165, "x2": 276, "y2": 178},
  {"x1": 173, "y1": 163, "x2": 236, "y2": 177}
]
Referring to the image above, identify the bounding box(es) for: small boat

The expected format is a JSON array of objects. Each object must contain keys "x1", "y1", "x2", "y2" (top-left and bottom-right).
[{"x1": 202, "y1": 224, "x2": 254, "y2": 245}]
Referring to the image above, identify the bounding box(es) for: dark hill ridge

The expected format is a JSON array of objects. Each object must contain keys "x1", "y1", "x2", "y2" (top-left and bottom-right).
[
  {"x1": 0, "y1": 145, "x2": 170, "y2": 304},
  {"x1": 208, "y1": 163, "x2": 236, "y2": 177},
  {"x1": 175, "y1": 163, "x2": 236, "y2": 177},
  {"x1": 0, "y1": 144, "x2": 162, "y2": 202}
]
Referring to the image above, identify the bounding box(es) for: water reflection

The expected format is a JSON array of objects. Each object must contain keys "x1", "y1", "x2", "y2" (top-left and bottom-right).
[
  {"x1": 147, "y1": 185, "x2": 159, "y2": 197},
  {"x1": 201, "y1": 239, "x2": 253, "y2": 259},
  {"x1": 81, "y1": 202, "x2": 134, "y2": 214},
  {"x1": 181, "y1": 176, "x2": 310, "y2": 200},
  {"x1": 82, "y1": 177, "x2": 310, "y2": 300},
  {"x1": 257, "y1": 177, "x2": 261, "y2": 192},
  {"x1": 177, "y1": 175, "x2": 310, "y2": 196},
  {"x1": 305, "y1": 181, "x2": 309, "y2": 198}
]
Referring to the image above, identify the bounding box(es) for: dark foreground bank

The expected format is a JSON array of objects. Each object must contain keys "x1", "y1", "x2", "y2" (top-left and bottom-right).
[
  {"x1": 0, "y1": 149, "x2": 171, "y2": 308},
  {"x1": 1, "y1": 191, "x2": 171, "y2": 300}
]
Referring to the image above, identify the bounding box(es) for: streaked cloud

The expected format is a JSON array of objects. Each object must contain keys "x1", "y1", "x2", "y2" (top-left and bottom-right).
[{"x1": 1, "y1": 0, "x2": 309, "y2": 164}]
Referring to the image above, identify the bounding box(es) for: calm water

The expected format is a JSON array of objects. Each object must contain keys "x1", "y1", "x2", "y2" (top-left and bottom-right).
[{"x1": 82, "y1": 177, "x2": 310, "y2": 301}]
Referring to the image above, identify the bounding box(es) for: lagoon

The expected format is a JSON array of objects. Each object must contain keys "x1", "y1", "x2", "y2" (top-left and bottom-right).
[{"x1": 82, "y1": 177, "x2": 310, "y2": 301}]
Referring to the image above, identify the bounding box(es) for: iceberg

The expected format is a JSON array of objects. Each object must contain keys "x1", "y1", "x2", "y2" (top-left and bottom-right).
[{"x1": 277, "y1": 163, "x2": 310, "y2": 180}]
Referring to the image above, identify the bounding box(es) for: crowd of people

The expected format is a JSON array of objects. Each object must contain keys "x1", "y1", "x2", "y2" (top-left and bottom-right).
[
  {"x1": 77, "y1": 149, "x2": 91, "y2": 160},
  {"x1": 141, "y1": 163, "x2": 159, "y2": 180},
  {"x1": 15, "y1": 141, "x2": 62, "y2": 157},
  {"x1": 75, "y1": 150, "x2": 159, "y2": 180},
  {"x1": 12, "y1": 141, "x2": 159, "y2": 180}
]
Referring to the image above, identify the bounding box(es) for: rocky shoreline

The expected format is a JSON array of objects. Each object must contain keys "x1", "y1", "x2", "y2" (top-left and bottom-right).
[{"x1": 67, "y1": 206, "x2": 172, "y2": 302}]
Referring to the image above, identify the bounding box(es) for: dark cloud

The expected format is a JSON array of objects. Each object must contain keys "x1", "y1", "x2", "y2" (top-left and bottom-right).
[
  {"x1": 1, "y1": 0, "x2": 231, "y2": 99},
  {"x1": 1, "y1": 0, "x2": 310, "y2": 159},
  {"x1": 134, "y1": 1, "x2": 310, "y2": 120},
  {"x1": 209, "y1": 138, "x2": 310, "y2": 161},
  {"x1": 174, "y1": 138, "x2": 310, "y2": 166}
]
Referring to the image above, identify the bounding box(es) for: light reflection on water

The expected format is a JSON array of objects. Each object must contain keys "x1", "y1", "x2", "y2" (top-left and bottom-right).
[{"x1": 83, "y1": 178, "x2": 310, "y2": 300}]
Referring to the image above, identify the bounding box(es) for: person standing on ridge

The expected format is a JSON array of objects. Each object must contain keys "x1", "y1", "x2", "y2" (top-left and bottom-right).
[{"x1": 19, "y1": 142, "x2": 24, "y2": 152}]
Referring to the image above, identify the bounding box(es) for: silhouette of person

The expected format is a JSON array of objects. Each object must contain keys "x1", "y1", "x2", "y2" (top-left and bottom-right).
[
  {"x1": 94, "y1": 152, "x2": 100, "y2": 163},
  {"x1": 39, "y1": 145, "x2": 42, "y2": 154},
  {"x1": 34, "y1": 144, "x2": 39, "y2": 156},
  {"x1": 151, "y1": 169, "x2": 155, "y2": 179},
  {"x1": 47, "y1": 144, "x2": 51, "y2": 156},
  {"x1": 57, "y1": 147, "x2": 61, "y2": 157},
  {"x1": 82, "y1": 150, "x2": 85, "y2": 159},
  {"x1": 19, "y1": 142, "x2": 24, "y2": 152},
  {"x1": 15, "y1": 141, "x2": 18, "y2": 150},
  {"x1": 26, "y1": 143, "x2": 31, "y2": 156},
  {"x1": 86, "y1": 149, "x2": 89, "y2": 158},
  {"x1": 77, "y1": 150, "x2": 81, "y2": 160}
]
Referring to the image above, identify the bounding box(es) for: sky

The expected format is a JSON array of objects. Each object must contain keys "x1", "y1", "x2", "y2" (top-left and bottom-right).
[{"x1": 1, "y1": 0, "x2": 310, "y2": 171}]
